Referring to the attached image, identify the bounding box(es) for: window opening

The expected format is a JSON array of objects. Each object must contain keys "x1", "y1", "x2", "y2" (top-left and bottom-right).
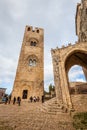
[
  {"x1": 37, "y1": 30, "x2": 39, "y2": 33},
  {"x1": 29, "y1": 59, "x2": 37, "y2": 67},
  {"x1": 29, "y1": 59, "x2": 33, "y2": 66},
  {"x1": 27, "y1": 27, "x2": 30, "y2": 31},
  {"x1": 30, "y1": 41, "x2": 37, "y2": 46},
  {"x1": 33, "y1": 59, "x2": 36, "y2": 66}
]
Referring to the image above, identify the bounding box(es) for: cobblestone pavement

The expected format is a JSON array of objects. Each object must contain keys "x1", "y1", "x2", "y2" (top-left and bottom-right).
[{"x1": 0, "y1": 101, "x2": 75, "y2": 130}]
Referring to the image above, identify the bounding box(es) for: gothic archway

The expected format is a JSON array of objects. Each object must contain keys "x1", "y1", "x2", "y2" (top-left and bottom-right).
[
  {"x1": 64, "y1": 50, "x2": 87, "y2": 107},
  {"x1": 52, "y1": 43, "x2": 87, "y2": 109},
  {"x1": 68, "y1": 65, "x2": 87, "y2": 94},
  {"x1": 65, "y1": 50, "x2": 87, "y2": 88}
]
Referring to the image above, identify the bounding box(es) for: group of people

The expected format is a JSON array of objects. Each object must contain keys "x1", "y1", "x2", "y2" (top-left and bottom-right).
[
  {"x1": 13, "y1": 96, "x2": 21, "y2": 106},
  {"x1": 2, "y1": 95, "x2": 44, "y2": 105},
  {"x1": 29, "y1": 96, "x2": 40, "y2": 102},
  {"x1": 2, "y1": 95, "x2": 11, "y2": 104},
  {"x1": 2, "y1": 96, "x2": 21, "y2": 106},
  {"x1": 29, "y1": 95, "x2": 44, "y2": 103}
]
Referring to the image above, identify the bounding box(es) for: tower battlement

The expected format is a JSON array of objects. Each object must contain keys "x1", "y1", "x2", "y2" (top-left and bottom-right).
[{"x1": 25, "y1": 25, "x2": 44, "y2": 34}]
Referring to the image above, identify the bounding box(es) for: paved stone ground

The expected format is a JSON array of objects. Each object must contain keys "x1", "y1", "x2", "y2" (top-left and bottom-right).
[{"x1": 0, "y1": 101, "x2": 75, "y2": 130}]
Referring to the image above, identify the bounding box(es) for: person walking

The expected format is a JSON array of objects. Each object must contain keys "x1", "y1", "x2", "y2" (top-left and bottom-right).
[
  {"x1": 8, "y1": 95, "x2": 11, "y2": 104},
  {"x1": 30, "y1": 96, "x2": 33, "y2": 102},
  {"x1": 5, "y1": 96, "x2": 8, "y2": 104},
  {"x1": 13, "y1": 97, "x2": 16, "y2": 105},
  {"x1": 17, "y1": 97, "x2": 21, "y2": 106},
  {"x1": 33, "y1": 96, "x2": 36, "y2": 102},
  {"x1": 41, "y1": 95, "x2": 44, "y2": 103}
]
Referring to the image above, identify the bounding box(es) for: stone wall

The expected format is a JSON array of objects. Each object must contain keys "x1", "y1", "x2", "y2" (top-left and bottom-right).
[{"x1": 76, "y1": 0, "x2": 87, "y2": 42}]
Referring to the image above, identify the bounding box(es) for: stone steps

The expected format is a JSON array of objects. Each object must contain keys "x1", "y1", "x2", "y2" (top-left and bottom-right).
[
  {"x1": 0, "y1": 101, "x2": 75, "y2": 130},
  {"x1": 38, "y1": 97, "x2": 68, "y2": 114},
  {"x1": 71, "y1": 94, "x2": 87, "y2": 112}
]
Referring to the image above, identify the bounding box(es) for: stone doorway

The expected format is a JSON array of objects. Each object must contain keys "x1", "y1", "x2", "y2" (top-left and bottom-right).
[{"x1": 22, "y1": 90, "x2": 28, "y2": 99}]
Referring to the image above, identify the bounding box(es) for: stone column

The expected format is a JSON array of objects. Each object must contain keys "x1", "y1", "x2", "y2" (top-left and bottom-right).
[
  {"x1": 83, "y1": 67, "x2": 87, "y2": 81},
  {"x1": 52, "y1": 55, "x2": 63, "y2": 104},
  {"x1": 58, "y1": 61, "x2": 68, "y2": 107},
  {"x1": 61, "y1": 62, "x2": 73, "y2": 109}
]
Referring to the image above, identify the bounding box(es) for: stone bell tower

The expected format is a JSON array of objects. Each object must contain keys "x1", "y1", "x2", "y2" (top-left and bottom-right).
[{"x1": 12, "y1": 25, "x2": 44, "y2": 100}]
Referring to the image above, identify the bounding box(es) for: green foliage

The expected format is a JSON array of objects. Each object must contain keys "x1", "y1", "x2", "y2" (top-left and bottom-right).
[
  {"x1": 44, "y1": 90, "x2": 49, "y2": 95},
  {"x1": 49, "y1": 84, "x2": 55, "y2": 94},
  {"x1": 0, "y1": 121, "x2": 13, "y2": 130},
  {"x1": 73, "y1": 112, "x2": 87, "y2": 130}
]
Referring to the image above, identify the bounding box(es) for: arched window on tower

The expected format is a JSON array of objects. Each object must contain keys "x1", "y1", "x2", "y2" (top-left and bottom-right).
[
  {"x1": 29, "y1": 59, "x2": 37, "y2": 67},
  {"x1": 29, "y1": 59, "x2": 33, "y2": 66},
  {"x1": 33, "y1": 59, "x2": 36, "y2": 66},
  {"x1": 27, "y1": 27, "x2": 30, "y2": 31},
  {"x1": 33, "y1": 42, "x2": 37, "y2": 46},
  {"x1": 30, "y1": 41, "x2": 34, "y2": 46},
  {"x1": 30, "y1": 41, "x2": 37, "y2": 46}
]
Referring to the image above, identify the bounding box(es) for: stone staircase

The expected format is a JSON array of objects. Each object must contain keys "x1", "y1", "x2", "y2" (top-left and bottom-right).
[
  {"x1": 0, "y1": 102, "x2": 75, "y2": 130},
  {"x1": 38, "y1": 97, "x2": 68, "y2": 114},
  {"x1": 71, "y1": 94, "x2": 87, "y2": 112}
]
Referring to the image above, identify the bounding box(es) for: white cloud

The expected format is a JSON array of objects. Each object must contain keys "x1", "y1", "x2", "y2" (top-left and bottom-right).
[
  {"x1": 0, "y1": 0, "x2": 82, "y2": 93},
  {"x1": 68, "y1": 65, "x2": 86, "y2": 82},
  {"x1": 76, "y1": 78, "x2": 86, "y2": 82},
  {"x1": 0, "y1": 55, "x2": 17, "y2": 88}
]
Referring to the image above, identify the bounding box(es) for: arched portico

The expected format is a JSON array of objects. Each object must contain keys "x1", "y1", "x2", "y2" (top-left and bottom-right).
[{"x1": 51, "y1": 42, "x2": 87, "y2": 109}]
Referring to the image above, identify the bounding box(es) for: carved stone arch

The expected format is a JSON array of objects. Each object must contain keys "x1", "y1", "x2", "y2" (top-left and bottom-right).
[
  {"x1": 64, "y1": 49, "x2": 87, "y2": 73},
  {"x1": 27, "y1": 54, "x2": 39, "y2": 67},
  {"x1": 64, "y1": 48, "x2": 87, "y2": 63},
  {"x1": 52, "y1": 43, "x2": 87, "y2": 109},
  {"x1": 63, "y1": 49, "x2": 87, "y2": 108}
]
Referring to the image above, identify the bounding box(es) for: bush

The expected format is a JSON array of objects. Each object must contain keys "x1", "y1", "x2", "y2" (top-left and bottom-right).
[{"x1": 73, "y1": 112, "x2": 87, "y2": 130}]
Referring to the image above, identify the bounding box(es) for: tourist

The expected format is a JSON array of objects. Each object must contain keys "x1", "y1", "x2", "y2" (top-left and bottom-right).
[
  {"x1": 30, "y1": 96, "x2": 33, "y2": 102},
  {"x1": 8, "y1": 95, "x2": 11, "y2": 104},
  {"x1": 13, "y1": 97, "x2": 16, "y2": 105},
  {"x1": 5, "y1": 96, "x2": 8, "y2": 104},
  {"x1": 17, "y1": 97, "x2": 21, "y2": 106},
  {"x1": 37, "y1": 96, "x2": 40, "y2": 102},
  {"x1": 33, "y1": 96, "x2": 36, "y2": 102},
  {"x1": 41, "y1": 95, "x2": 44, "y2": 103}
]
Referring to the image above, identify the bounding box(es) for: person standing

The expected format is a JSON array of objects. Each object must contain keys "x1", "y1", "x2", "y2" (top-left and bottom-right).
[
  {"x1": 37, "y1": 96, "x2": 40, "y2": 102},
  {"x1": 5, "y1": 96, "x2": 8, "y2": 104},
  {"x1": 33, "y1": 96, "x2": 36, "y2": 102},
  {"x1": 17, "y1": 97, "x2": 21, "y2": 106},
  {"x1": 42, "y1": 95, "x2": 44, "y2": 103},
  {"x1": 13, "y1": 97, "x2": 16, "y2": 105},
  {"x1": 30, "y1": 96, "x2": 33, "y2": 102},
  {"x1": 8, "y1": 95, "x2": 11, "y2": 104}
]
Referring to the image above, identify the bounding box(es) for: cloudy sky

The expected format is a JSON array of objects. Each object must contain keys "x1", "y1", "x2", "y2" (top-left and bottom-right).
[{"x1": 0, "y1": 0, "x2": 86, "y2": 94}]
